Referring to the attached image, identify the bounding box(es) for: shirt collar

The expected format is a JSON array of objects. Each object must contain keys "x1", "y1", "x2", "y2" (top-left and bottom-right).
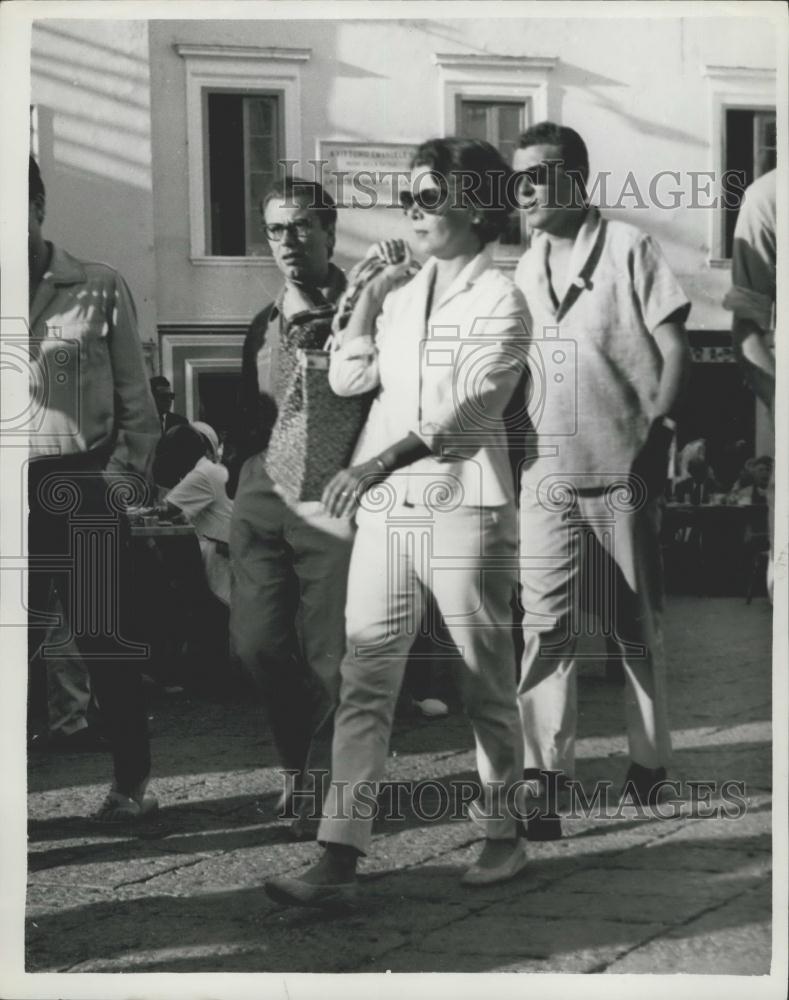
[
  {"x1": 422, "y1": 246, "x2": 494, "y2": 312},
  {"x1": 270, "y1": 262, "x2": 346, "y2": 321},
  {"x1": 565, "y1": 206, "x2": 604, "y2": 288},
  {"x1": 44, "y1": 243, "x2": 87, "y2": 286}
]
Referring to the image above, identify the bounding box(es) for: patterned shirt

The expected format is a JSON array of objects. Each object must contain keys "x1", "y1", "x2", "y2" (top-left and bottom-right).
[{"x1": 243, "y1": 265, "x2": 372, "y2": 501}]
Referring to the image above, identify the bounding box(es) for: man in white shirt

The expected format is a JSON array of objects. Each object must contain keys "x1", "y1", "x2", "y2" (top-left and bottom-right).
[
  {"x1": 511, "y1": 123, "x2": 691, "y2": 820},
  {"x1": 723, "y1": 169, "x2": 776, "y2": 599}
]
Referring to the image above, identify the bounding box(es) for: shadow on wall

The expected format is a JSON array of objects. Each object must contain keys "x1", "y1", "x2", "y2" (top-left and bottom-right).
[{"x1": 31, "y1": 21, "x2": 157, "y2": 345}]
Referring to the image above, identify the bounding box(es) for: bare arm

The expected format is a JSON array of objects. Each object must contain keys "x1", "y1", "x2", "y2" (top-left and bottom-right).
[
  {"x1": 731, "y1": 316, "x2": 775, "y2": 408},
  {"x1": 651, "y1": 317, "x2": 691, "y2": 419}
]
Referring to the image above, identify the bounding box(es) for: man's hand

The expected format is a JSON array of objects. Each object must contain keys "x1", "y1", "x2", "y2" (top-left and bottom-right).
[
  {"x1": 322, "y1": 459, "x2": 388, "y2": 518},
  {"x1": 631, "y1": 419, "x2": 673, "y2": 503}
]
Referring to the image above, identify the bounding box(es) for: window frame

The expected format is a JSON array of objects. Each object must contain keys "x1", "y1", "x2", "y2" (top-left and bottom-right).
[
  {"x1": 175, "y1": 44, "x2": 310, "y2": 265},
  {"x1": 433, "y1": 53, "x2": 556, "y2": 267},
  {"x1": 703, "y1": 64, "x2": 776, "y2": 267}
]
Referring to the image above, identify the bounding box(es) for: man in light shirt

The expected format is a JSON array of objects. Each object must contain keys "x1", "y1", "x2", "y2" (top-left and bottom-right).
[
  {"x1": 723, "y1": 168, "x2": 776, "y2": 599},
  {"x1": 27, "y1": 155, "x2": 160, "y2": 820},
  {"x1": 511, "y1": 123, "x2": 691, "y2": 823}
]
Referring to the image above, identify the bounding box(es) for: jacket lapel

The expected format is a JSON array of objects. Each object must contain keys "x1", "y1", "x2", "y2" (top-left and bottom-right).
[{"x1": 30, "y1": 245, "x2": 86, "y2": 328}]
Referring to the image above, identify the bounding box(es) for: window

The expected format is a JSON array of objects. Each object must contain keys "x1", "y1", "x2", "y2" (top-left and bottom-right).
[
  {"x1": 176, "y1": 44, "x2": 309, "y2": 262},
  {"x1": 206, "y1": 92, "x2": 283, "y2": 256},
  {"x1": 702, "y1": 65, "x2": 775, "y2": 264},
  {"x1": 433, "y1": 53, "x2": 556, "y2": 263},
  {"x1": 722, "y1": 107, "x2": 776, "y2": 257},
  {"x1": 458, "y1": 98, "x2": 525, "y2": 246}
]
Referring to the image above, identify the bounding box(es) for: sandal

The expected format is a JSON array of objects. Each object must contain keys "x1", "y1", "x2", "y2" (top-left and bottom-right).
[{"x1": 92, "y1": 790, "x2": 159, "y2": 825}]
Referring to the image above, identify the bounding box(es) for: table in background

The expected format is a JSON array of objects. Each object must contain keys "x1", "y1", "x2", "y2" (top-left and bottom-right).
[{"x1": 662, "y1": 502, "x2": 766, "y2": 597}]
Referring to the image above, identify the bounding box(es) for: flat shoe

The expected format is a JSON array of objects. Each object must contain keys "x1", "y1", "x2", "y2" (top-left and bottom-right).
[
  {"x1": 524, "y1": 813, "x2": 563, "y2": 841},
  {"x1": 461, "y1": 841, "x2": 529, "y2": 887},
  {"x1": 92, "y1": 791, "x2": 159, "y2": 825},
  {"x1": 289, "y1": 815, "x2": 320, "y2": 841},
  {"x1": 264, "y1": 875, "x2": 358, "y2": 908}
]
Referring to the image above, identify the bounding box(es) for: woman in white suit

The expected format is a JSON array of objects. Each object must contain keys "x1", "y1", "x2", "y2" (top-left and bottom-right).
[{"x1": 265, "y1": 137, "x2": 531, "y2": 907}]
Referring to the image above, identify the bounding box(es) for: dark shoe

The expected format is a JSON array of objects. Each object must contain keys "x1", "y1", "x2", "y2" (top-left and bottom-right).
[
  {"x1": 620, "y1": 763, "x2": 668, "y2": 807},
  {"x1": 524, "y1": 813, "x2": 563, "y2": 841},
  {"x1": 48, "y1": 727, "x2": 110, "y2": 753},
  {"x1": 289, "y1": 815, "x2": 320, "y2": 841},
  {"x1": 264, "y1": 874, "x2": 358, "y2": 909}
]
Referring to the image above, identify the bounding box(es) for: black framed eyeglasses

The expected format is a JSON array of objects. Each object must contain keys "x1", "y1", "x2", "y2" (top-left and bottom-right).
[{"x1": 262, "y1": 219, "x2": 315, "y2": 242}]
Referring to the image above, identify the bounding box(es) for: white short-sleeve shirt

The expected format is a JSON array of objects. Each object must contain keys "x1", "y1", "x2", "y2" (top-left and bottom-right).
[{"x1": 515, "y1": 207, "x2": 690, "y2": 488}]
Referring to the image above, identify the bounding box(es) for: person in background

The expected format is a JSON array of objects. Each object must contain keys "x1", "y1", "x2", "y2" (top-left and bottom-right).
[
  {"x1": 159, "y1": 422, "x2": 234, "y2": 608},
  {"x1": 229, "y1": 178, "x2": 371, "y2": 839},
  {"x1": 727, "y1": 455, "x2": 773, "y2": 507},
  {"x1": 723, "y1": 169, "x2": 776, "y2": 600},
  {"x1": 511, "y1": 123, "x2": 691, "y2": 823},
  {"x1": 150, "y1": 375, "x2": 188, "y2": 436},
  {"x1": 27, "y1": 155, "x2": 160, "y2": 822},
  {"x1": 673, "y1": 439, "x2": 723, "y2": 505},
  {"x1": 29, "y1": 588, "x2": 107, "y2": 753},
  {"x1": 265, "y1": 137, "x2": 531, "y2": 908}
]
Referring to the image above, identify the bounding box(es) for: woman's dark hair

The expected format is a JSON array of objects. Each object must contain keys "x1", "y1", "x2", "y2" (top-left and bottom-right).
[
  {"x1": 411, "y1": 137, "x2": 515, "y2": 245},
  {"x1": 152, "y1": 425, "x2": 208, "y2": 489}
]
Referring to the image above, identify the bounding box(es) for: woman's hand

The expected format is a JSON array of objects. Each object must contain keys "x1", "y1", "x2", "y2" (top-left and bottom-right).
[{"x1": 322, "y1": 459, "x2": 387, "y2": 518}]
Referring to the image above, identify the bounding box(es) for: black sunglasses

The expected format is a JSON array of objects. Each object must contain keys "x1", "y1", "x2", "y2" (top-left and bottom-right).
[
  {"x1": 512, "y1": 162, "x2": 560, "y2": 190},
  {"x1": 399, "y1": 184, "x2": 449, "y2": 215}
]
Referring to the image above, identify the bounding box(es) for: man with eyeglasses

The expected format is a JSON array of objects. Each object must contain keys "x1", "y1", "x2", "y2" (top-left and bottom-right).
[
  {"x1": 229, "y1": 177, "x2": 371, "y2": 839},
  {"x1": 511, "y1": 123, "x2": 692, "y2": 825}
]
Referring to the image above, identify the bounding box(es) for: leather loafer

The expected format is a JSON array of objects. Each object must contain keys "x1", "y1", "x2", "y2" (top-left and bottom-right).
[
  {"x1": 620, "y1": 763, "x2": 668, "y2": 807},
  {"x1": 524, "y1": 813, "x2": 563, "y2": 841},
  {"x1": 461, "y1": 840, "x2": 529, "y2": 887},
  {"x1": 264, "y1": 875, "x2": 358, "y2": 908}
]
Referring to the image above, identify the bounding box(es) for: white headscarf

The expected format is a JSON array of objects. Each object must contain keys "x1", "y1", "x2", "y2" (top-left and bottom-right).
[{"x1": 190, "y1": 421, "x2": 220, "y2": 460}]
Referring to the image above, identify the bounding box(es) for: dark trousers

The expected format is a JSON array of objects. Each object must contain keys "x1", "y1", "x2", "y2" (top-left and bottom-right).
[{"x1": 28, "y1": 456, "x2": 151, "y2": 793}]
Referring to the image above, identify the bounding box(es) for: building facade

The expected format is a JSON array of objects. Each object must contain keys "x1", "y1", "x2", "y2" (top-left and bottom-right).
[{"x1": 31, "y1": 14, "x2": 778, "y2": 458}]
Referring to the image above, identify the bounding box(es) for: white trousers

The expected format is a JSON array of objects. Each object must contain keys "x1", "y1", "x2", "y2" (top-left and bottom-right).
[
  {"x1": 319, "y1": 501, "x2": 523, "y2": 854},
  {"x1": 517, "y1": 483, "x2": 671, "y2": 776}
]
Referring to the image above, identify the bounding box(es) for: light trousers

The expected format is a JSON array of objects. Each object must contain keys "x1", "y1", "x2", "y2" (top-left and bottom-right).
[
  {"x1": 319, "y1": 501, "x2": 523, "y2": 855},
  {"x1": 517, "y1": 483, "x2": 671, "y2": 776}
]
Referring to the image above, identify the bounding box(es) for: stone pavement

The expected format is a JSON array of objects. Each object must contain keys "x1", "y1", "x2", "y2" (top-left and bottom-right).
[{"x1": 25, "y1": 596, "x2": 775, "y2": 977}]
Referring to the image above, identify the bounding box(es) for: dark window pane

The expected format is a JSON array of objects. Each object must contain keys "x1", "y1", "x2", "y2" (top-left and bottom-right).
[
  {"x1": 498, "y1": 104, "x2": 521, "y2": 143},
  {"x1": 723, "y1": 108, "x2": 775, "y2": 256},
  {"x1": 460, "y1": 102, "x2": 490, "y2": 141},
  {"x1": 207, "y1": 92, "x2": 245, "y2": 256},
  {"x1": 248, "y1": 97, "x2": 274, "y2": 136},
  {"x1": 249, "y1": 137, "x2": 275, "y2": 173}
]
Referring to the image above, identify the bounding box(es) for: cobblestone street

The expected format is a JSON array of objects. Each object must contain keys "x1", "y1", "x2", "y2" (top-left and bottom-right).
[{"x1": 24, "y1": 595, "x2": 775, "y2": 982}]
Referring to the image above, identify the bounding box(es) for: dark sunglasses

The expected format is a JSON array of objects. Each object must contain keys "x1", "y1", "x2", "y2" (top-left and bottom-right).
[
  {"x1": 512, "y1": 162, "x2": 560, "y2": 190},
  {"x1": 399, "y1": 185, "x2": 449, "y2": 215}
]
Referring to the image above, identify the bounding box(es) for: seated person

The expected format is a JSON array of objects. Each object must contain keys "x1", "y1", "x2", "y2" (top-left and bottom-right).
[
  {"x1": 726, "y1": 455, "x2": 773, "y2": 507},
  {"x1": 147, "y1": 423, "x2": 235, "y2": 693},
  {"x1": 159, "y1": 422, "x2": 234, "y2": 607},
  {"x1": 673, "y1": 439, "x2": 723, "y2": 504}
]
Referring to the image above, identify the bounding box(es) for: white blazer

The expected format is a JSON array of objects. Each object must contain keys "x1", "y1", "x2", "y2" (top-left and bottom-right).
[{"x1": 330, "y1": 249, "x2": 531, "y2": 508}]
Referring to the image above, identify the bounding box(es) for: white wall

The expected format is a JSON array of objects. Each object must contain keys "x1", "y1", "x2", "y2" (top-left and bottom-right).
[
  {"x1": 148, "y1": 15, "x2": 777, "y2": 329},
  {"x1": 31, "y1": 20, "x2": 158, "y2": 357}
]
